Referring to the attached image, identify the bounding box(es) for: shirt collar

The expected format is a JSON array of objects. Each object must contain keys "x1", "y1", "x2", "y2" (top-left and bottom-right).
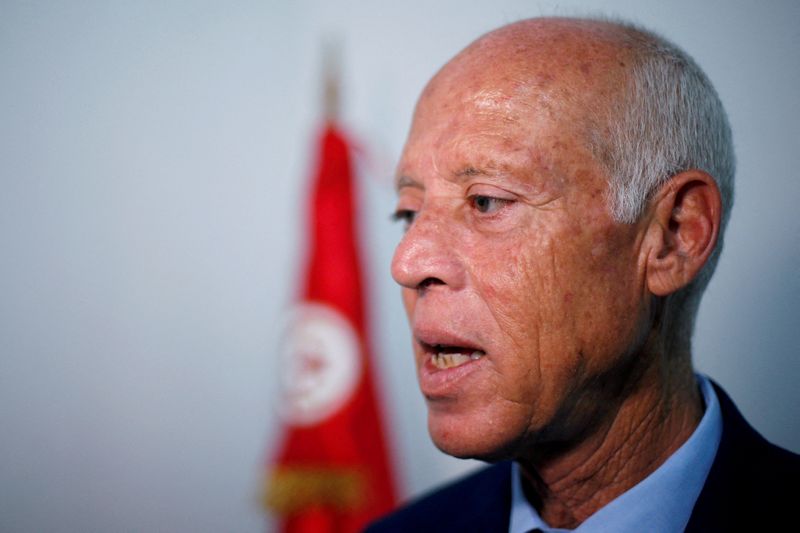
[{"x1": 509, "y1": 374, "x2": 723, "y2": 533}]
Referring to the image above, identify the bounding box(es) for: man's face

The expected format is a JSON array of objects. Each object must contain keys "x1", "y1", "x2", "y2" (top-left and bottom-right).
[{"x1": 391, "y1": 50, "x2": 653, "y2": 460}]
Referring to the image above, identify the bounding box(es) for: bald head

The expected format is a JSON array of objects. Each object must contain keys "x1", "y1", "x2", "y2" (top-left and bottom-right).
[
  {"x1": 419, "y1": 18, "x2": 632, "y2": 141},
  {"x1": 401, "y1": 16, "x2": 734, "y2": 357}
]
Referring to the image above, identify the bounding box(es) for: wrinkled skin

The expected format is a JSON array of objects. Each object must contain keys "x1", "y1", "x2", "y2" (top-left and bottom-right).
[
  {"x1": 391, "y1": 19, "x2": 706, "y2": 527},
  {"x1": 392, "y1": 20, "x2": 651, "y2": 461}
]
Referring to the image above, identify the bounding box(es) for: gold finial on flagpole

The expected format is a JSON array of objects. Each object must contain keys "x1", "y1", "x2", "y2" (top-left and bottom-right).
[{"x1": 322, "y1": 36, "x2": 341, "y2": 123}]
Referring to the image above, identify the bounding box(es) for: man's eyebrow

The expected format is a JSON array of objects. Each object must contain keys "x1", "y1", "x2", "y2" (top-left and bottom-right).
[
  {"x1": 455, "y1": 166, "x2": 485, "y2": 178},
  {"x1": 395, "y1": 175, "x2": 424, "y2": 192},
  {"x1": 395, "y1": 166, "x2": 497, "y2": 191}
]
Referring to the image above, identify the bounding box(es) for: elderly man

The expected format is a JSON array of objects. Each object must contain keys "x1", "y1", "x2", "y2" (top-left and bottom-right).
[{"x1": 367, "y1": 17, "x2": 798, "y2": 533}]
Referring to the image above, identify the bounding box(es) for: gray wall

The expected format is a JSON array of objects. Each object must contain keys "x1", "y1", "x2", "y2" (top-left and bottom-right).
[{"x1": 1, "y1": 1, "x2": 797, "y2": 531}]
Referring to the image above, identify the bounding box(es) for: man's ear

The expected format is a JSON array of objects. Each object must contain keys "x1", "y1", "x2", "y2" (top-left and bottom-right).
[{"x1": 644, "y1": 170, "x2": 722, "y2": 297}]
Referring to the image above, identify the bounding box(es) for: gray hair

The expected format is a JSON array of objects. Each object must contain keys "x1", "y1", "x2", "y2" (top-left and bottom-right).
[{"x1": 596, "y1": 22, "x2": 736, "y2": 350}]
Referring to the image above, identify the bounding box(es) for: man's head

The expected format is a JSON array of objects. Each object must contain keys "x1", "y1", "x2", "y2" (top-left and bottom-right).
[{"x1": 390, "y1": 18, "x2": 733, "y2": 460}]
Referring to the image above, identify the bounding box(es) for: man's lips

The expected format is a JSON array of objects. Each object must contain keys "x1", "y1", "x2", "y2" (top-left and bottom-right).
[
  {"x1": 414, "y1": 326, "x2": 486, "y2": 363},
  {"x1": 413, "y1": 328, "x2": 489, "y2": 397},
  {"x1": 418, "y1": 340, "x2": 486, "y2": 370},
  {"x1": 413, "y1": 326, "x2": 485, "y2": 354}
]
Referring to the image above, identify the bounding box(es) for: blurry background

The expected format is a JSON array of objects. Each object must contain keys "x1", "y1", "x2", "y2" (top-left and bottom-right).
[{"x1": 1, "y1": 1, "x2": 798, "y2": 531}]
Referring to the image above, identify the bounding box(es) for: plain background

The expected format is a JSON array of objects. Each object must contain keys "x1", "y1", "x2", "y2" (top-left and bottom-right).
[{"x1": 1, "y1": 1, "x2": 797, "y2": 531}]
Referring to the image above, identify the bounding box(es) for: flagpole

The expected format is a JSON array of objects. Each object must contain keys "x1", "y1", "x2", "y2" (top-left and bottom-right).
[{"x1": 322, "y1": 37, "x2": 341, "y2": 124}]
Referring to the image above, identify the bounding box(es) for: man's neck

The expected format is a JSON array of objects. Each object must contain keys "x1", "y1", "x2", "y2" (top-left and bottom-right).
[{"x1": 518, "y1": 360, "x2": 703, "y2": 529}]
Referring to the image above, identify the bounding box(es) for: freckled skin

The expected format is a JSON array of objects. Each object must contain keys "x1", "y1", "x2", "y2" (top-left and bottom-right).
[
  {"x1": 391, "y1": 18, "x2": 706, "y2": 528},
  {"x1": 393, "y1": 19, "x2": 647, "y2": 460}
]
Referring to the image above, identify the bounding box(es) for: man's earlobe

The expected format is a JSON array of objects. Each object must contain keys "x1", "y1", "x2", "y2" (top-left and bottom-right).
[{"x1": 645, "y1": 171, "x2": 722, "y2": 296}]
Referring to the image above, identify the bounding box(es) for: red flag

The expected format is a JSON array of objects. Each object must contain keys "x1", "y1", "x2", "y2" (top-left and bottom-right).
[{"x1": 265, "y1": 124, "x2": 397, "y2": 532}]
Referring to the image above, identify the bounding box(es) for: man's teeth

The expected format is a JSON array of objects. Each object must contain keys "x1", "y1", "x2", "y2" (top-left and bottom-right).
[{"x1": 430, "y1": 349, "x2": 485, "y2": 369}]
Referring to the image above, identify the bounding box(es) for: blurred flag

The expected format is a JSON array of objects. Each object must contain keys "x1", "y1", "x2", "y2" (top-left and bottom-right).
[{"x1": 264, "y1": 123, "x2": 397, "y2": 532}]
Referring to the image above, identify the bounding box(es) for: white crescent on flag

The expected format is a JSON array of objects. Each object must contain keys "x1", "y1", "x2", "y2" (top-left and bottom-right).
[{"x1": 278, "y1": 302, "x2": 362, "y2": 427}]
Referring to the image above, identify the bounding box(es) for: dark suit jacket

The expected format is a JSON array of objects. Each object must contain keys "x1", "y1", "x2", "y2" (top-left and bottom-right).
[{"x1": 365, "y1": 383, "x2": 799, "y2": 532}]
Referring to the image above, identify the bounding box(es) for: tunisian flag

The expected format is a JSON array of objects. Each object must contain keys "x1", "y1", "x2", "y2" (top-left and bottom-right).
[{"x1": 264, "y1": 123, "x2": 396, "y2": 532}]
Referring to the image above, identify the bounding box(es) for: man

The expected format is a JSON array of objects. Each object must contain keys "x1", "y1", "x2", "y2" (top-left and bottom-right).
[{"x1": 367, "y1": 17, "x2": 798, "y2": 533}]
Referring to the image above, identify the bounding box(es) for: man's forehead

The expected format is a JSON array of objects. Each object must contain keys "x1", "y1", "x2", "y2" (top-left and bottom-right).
[
  {"x1": 395, "y1": 19, "x2": 633, "y2": 193},
  {"x1": 420, "y1": 18, "x2": 631, "y2": 111},
  {"x1": 395, "y1": 124, "x2": 586, "y2": 199}
]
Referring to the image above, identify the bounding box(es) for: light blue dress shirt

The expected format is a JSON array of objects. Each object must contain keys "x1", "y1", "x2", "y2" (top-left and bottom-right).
[{"x1": 509, "y1": 374, "x2": 722, "y2": 533}]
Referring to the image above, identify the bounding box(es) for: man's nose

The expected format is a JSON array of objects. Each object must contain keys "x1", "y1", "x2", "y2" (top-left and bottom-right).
[{"x1": 390, "y1": 209, "x2": 465, "y2": 292}]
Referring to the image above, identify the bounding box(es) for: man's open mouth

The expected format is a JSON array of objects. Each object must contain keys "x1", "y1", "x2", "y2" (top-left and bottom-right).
[{"x1": 426, "y1": 344, "x2": 486, "y2": 370}]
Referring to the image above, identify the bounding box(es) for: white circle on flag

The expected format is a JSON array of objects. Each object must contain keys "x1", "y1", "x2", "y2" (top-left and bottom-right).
[{"x1": 278, "y1": 303, "x2": 362, "y2": 426}]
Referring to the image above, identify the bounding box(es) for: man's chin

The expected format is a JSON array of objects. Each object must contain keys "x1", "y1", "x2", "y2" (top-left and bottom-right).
[{"x1": 427, "y1": 418, "x2": 522, "y2": 462}]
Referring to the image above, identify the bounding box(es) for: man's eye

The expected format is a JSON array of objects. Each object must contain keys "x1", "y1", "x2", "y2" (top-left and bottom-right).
[
  {"x1": 391, "y1": 209, "x2": 417, "y2": 230},
  {"x1": 469, "y1": 195, "x2": 512, "y2": 214}
]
